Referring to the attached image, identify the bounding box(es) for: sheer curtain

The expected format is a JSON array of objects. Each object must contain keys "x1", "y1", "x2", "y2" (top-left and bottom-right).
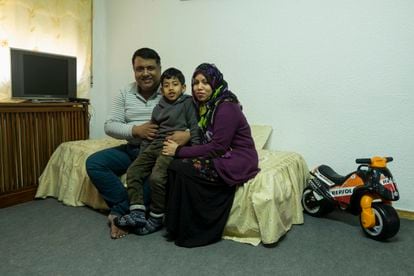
[{"x1": 0, "y1": 0, "x2": 92, "y2": 100}]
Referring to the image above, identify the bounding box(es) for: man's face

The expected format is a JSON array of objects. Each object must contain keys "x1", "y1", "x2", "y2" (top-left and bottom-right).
[{"x1": 133, "y1": 57, "x2": 161, "y2": 93}]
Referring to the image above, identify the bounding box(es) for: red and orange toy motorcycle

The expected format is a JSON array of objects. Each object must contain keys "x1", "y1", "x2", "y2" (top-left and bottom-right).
[{"x1": 301, "y1": 156, "x2": 400, "y2": 241}]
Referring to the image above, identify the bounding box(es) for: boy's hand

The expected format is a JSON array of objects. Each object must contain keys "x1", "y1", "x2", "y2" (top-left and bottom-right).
[
  {"x1": 132, "y1": 122, "x2": 158, "y2": 140},
  {"x1": 162, "y1": 139, "x2": 179, "y2": 156},
  {"x1": 166, "y1": 130, "x2": 190, "y2": 146}
]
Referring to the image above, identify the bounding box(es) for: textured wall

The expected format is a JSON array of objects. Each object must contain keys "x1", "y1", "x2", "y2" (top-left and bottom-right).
[
  {"x1": 91, "y1": 0, "x2": 414, "y2": 211},
  {"x1": 0, "y1": 0, "x2": 92, "y2": 100}
]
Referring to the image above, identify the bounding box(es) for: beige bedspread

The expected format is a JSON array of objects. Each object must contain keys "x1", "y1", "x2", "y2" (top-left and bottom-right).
[
  {"x1": 223, "y1": 150, "x2": 309, "y2": 245},
  {"x1": 36, "y1": 137, "x2": 309, "y2": 246}
]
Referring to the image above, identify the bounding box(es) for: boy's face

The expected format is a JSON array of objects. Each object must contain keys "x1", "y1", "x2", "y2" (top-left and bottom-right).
[{"x1": 161, "y1": 77, "x2": 186, "y2": 102}]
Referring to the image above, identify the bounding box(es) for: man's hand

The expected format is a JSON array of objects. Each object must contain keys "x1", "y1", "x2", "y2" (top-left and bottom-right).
[
  {"x1": 162, "y1": 139, "x2": 179, "y2": 156},
  {"x1": 165, "y1": 130, "x2": 191, "y2": 146},
  {"x1": 132, "y1": 122, "x2": 159, "y2": 140}
]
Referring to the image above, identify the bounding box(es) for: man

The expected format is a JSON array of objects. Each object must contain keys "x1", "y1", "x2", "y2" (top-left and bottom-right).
[{"x1": 86, "y1": 48, "x2": 190, "y2": 239}]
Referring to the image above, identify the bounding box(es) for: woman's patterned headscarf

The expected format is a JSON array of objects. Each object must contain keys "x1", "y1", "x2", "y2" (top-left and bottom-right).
[{"x1": 191, "y1": 63, "x2": 239, "y2": 137}]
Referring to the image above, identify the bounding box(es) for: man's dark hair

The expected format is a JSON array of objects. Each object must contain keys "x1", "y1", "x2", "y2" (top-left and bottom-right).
[
  {"x1": 132, "y1": 48, "x2": 161, "y2": 65},
  {"x1": 160, "y1": 67, "x2": 185, "y2": 85}
]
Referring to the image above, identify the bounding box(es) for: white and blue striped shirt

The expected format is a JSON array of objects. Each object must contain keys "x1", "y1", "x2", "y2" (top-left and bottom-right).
[{"x1": 104, "y1": 82, "x2": 162, "y2": 145}]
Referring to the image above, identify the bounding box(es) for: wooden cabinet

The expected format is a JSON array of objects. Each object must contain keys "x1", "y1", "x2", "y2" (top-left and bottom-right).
[{"x1": 0, "y1": 102, "x2": 89, "y2": 208}]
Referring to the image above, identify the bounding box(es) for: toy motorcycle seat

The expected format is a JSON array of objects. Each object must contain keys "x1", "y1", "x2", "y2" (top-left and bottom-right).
[{"x1": 318, "y1": 165, "x2": 351, "y2": 185}]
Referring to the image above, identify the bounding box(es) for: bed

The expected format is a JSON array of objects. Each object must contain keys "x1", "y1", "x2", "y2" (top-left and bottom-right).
[{"x1": 35, "y1": 125, "x2": 309, "y2": 246}]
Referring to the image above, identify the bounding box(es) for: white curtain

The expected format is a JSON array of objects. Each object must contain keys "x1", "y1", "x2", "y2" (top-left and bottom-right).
[{"x1": 0, "y1": 0, "x2": 92, "y2": 100}]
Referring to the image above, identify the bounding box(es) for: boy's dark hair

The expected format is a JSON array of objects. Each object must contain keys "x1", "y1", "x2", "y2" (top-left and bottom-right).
[
  {"x1": 132, "y1": 48, "x2": 161, "y2": 65},
  {"x1": 161, "y1": 67, "x2": 185, "y2": 85}
]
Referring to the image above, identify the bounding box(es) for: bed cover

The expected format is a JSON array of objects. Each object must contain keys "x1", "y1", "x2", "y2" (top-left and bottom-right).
[{"x1": 36, "y1": 129, "x2": 309, "y2": 246}]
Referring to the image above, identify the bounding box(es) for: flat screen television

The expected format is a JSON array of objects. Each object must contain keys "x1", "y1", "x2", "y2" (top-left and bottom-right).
[{"x1": 10, "y1": 48, "x2": 77, "y2": 100}]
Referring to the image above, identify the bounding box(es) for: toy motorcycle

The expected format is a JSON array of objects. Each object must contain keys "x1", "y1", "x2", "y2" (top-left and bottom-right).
[{"x1": 301, "y1": 156, "x2": 400, "y2": 241}]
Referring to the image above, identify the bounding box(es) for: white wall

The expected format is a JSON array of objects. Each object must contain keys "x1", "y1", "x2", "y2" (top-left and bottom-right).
[
  {"x1": 89, "y1": 0, "x2": 108, "y2": 138},
  {"x1": 92, "y1": 0, "x2": 414, "y2": 211}
]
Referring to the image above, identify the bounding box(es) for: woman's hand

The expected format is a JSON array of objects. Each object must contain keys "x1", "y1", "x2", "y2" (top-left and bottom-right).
[
  {"x1": 132, "y1": 122, "x2": 159, "y2": 140},
  {"x1": 162, "y1": 139, "x2": 179, "y2": 156},
  {"x1": 165, "y1": 130, "x2": 191, "y2": 146}
]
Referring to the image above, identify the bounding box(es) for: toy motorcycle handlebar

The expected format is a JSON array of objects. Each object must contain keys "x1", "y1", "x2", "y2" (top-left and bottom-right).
[{"x1": 355, "y1": 157, "x2": 393, "y2": 164}]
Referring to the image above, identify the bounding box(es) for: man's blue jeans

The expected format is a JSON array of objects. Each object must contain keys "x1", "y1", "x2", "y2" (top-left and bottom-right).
[{"x1": 86, "y1": 143, "x2": 143, "y2": 216}]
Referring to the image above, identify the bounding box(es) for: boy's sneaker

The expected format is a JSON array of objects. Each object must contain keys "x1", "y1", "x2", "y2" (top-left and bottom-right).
[
  {"x1": 133, "y1": 215, "x2": 163, "y2": 235},
  {"x1": 114, "y1": 209, "x2": 146, "y2": 228}
]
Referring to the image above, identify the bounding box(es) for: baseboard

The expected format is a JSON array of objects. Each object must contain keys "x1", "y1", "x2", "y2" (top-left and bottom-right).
[
  {"x1": 0, "y1": 186, "x2": 37, "y2": 208},
  {"x1": 397, "y1": 209, "x2": 414, "y2": 220}
]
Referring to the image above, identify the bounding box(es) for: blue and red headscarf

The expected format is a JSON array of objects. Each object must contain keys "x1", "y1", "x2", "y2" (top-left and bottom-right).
[{"x1": 191, "y1": 63, "x2": 239, "y2": 136}]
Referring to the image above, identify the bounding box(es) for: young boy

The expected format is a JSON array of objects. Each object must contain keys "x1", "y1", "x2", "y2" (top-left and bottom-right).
[{"x1": 115, "y1": 67, "x2": 200, "y2": 235}]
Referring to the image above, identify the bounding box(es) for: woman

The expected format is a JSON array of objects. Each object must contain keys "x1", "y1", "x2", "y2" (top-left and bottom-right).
[{"x1": 162, "y1": 63, "x2": 259, "y2": 247}]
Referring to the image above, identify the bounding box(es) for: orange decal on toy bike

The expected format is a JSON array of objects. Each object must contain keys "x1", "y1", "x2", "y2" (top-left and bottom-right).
[
  {"x1": 329, "y1": 187, "x2": 353, "y2": 204},
  {"x1": 341, "y1": 173, "x2": 364, "y2": 188},
  {"x1": 330, "y1": 174, "x2": 364, "y2": 204}
]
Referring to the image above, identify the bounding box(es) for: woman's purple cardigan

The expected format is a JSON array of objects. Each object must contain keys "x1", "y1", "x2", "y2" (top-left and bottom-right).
[{"x1": 176, "y1": 102, "x2": 260, "y2": 186}]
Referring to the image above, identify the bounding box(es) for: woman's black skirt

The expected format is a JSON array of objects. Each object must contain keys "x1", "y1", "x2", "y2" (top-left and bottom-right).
[{"x1": 165, "y1": 158, "x2": 236, "y2": 248}]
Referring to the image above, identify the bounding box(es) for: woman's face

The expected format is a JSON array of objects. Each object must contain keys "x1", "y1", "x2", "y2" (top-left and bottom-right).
[{"x1": 192, "y1": 74, "x2": 213, "y2": 103}]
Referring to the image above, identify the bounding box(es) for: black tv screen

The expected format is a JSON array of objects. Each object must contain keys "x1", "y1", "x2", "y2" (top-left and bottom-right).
[{"x1": 10, "y1": 48, "x2": 77, "y2": 100}]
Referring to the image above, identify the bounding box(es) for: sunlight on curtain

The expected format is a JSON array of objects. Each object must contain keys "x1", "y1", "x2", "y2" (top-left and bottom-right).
[{"x1": 0, "y1": 0, "x2": 92, "y2": 100}]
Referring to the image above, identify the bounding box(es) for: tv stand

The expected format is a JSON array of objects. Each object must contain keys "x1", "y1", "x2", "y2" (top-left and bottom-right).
[
  {"x1": 68, "y1": 97, "x2": 90, "y2": 103},
  {"x1": 0, "y1": 102, "x2": 90, "y2": 208},
  {"x1": 31, "y1": 99, "x2": 68, "y2": 103},
  {"x1": 29, "y1": 98, "x2": 90, "y2": 104}
]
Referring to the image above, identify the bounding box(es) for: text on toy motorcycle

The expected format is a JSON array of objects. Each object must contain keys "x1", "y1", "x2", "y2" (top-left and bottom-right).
[
  {"x1": 330, "y1": 187, "x2": 355, "y2": 197},
  {"x1": 380, "y1": 177, "x2": 393, "y2": 186}
]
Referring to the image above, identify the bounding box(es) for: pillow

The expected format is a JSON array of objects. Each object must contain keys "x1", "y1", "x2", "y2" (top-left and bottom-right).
[{"x1": 250, "y1": 124, "x2": 272, "y2": 150}]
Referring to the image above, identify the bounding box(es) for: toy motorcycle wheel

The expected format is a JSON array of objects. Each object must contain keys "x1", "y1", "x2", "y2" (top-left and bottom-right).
[
  {"x1": 359, "y1": 203, "x2": 400, "y2": 241},
  {"x1": 301, "y1": 187, "x2": 334, "y2": 217}
]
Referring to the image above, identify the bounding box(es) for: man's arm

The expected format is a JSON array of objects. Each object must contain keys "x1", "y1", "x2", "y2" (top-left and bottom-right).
[
  {"x1": 104, "y1": 85, "x2": 159, "y2": 141},
  {"x1": 132, "y1": 108, "x2": 158, "y2": 140},
  {"x1": 104, "y1": 89, "x2": 134, "y2": 140}
]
